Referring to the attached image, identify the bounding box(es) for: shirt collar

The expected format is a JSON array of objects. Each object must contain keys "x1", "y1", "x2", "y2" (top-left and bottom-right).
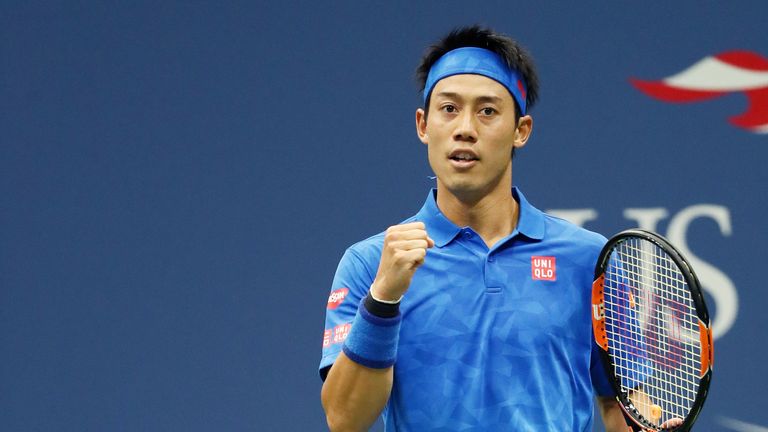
[
  {"x1": 512, "y1": 187, "x2": 545, "y2": 241},
  {"x1": 415, "y1": 187, "x2": 546, "y2": 247}
]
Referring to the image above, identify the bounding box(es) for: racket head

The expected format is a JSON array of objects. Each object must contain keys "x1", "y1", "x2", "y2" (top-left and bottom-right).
[{"x1": 592, "y1": 229, "x2": 713, "y2": 431}]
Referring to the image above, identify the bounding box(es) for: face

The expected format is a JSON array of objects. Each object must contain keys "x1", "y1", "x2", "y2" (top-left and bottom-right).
[{"x1": 416, "y1": 74, "x2": 532, "y2": 202}]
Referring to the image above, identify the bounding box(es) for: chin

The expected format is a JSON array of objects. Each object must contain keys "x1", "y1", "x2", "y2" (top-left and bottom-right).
[{"x1": 440, "y1": 178, "x2": 483, "y2": 197}]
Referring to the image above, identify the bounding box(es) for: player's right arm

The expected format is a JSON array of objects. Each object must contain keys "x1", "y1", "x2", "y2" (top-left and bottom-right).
[
  {"x1": 321, "y1": 352, "x2": 394, "y2": 432},
  {"x1": 321, "y1": 222, "x2": 433, "y2": 431}
]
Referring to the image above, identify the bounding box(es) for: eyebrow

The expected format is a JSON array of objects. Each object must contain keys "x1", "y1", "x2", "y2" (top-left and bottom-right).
[{"x1": 434, "y1": 92, "x2": 504, "y2": 104}]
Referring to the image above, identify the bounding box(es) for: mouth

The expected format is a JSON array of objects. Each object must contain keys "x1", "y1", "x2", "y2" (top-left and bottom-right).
[{"x1": 448, "y1": 150, "x2": 479, "y2": 168}]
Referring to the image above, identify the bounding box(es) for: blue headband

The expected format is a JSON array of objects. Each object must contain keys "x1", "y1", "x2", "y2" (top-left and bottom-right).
[{"x1": 423, "y1": 47, "x2": 528, "y2": 115}]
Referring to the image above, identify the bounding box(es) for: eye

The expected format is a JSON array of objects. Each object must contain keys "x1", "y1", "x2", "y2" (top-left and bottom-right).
[
  {"x1": 440, "y1": 104, "x2": 457, "y2": 113},
  {"x1": 480, "y1": 107, "x2": 497, "y2": 116}
]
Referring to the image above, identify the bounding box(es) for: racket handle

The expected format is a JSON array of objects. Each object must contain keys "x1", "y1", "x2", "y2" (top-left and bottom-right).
[
  {"x1": 624, "y1": 420, "x2": 664, "y2": 432},
  {"x1": 623, "y1": 415, "x2": 647, "y2": 432}
]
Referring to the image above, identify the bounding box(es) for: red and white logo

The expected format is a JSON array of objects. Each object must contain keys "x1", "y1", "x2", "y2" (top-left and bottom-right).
[
  {"x1": 327, "y1": 288, "x2": 349, "y2": 309},
  {"x1": 322, "y1": 329, "x2": 332, "y2": 348},
  {"x1": 531, "y1": 256, "x2": 556, "y2": 281},
  {"x1": 331, "y1": 323, "x2": 351, "y2": 345},
  {"x1": 631, "y1": 50, "x2": 768, "y2": 134}
]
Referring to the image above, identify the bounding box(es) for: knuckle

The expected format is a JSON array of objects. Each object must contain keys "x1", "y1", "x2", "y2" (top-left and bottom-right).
[
  {"x1": 385, "y1": 232, "x2": 404, "y2": 244},
  {"x1": 393, "y1": 250, "x2": 406, "y2": 262}
]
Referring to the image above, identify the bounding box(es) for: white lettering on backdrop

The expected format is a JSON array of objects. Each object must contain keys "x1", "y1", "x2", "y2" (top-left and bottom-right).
[{"x1": 548, "y1": 205, "x2": 738, "y2": 340}]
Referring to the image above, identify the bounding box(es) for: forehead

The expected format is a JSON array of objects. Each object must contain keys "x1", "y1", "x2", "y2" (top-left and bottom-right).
[{"x1": 431, "y1": 74, "x2": 515, "y2": 104}]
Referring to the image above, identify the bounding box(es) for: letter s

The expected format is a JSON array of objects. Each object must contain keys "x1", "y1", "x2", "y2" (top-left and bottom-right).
[{"x1": 667, "y1": 205, "x2": 738, "y2": 340}]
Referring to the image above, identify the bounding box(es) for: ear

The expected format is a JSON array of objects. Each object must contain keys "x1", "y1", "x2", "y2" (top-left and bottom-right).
[
  {"x1": 415, "y1": 108, "x2": 428, "y2": 145},
  {"x1": 513, "y1": 115, "x2": 533, "y2": 149}
]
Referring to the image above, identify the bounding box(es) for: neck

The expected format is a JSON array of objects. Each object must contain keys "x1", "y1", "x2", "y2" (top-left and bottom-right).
[{"x1": 435, "y1": 183, "x2": 519, "y2": 248}]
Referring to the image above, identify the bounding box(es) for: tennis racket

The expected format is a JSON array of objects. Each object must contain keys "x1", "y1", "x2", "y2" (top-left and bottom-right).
[{"x1": 591, "y1": 229, "x2": 713, "y2": 431}]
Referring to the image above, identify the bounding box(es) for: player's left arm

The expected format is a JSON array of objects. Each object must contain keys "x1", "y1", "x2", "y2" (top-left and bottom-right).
[{"x1": 597, "y1": 396, "x2": 631, "y2": 432}]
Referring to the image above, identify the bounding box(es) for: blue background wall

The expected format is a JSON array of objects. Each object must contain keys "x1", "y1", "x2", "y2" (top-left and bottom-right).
[{"x1": 2, "y1": 2, "x2": 766, "y2": 431}]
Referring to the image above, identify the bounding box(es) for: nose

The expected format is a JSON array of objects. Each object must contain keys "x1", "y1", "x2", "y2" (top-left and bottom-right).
[{"x1": 453, "y1": 111, "x2": 477, "y2": 143}]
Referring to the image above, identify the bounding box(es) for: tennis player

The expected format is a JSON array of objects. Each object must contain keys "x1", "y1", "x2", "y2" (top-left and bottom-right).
[{"x1": 319, "y1": 25, "x2": 644, "y2": 431}]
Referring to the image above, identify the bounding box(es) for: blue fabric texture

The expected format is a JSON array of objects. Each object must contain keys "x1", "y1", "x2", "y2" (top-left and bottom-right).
[
  {"x1": 605, "y1": 258, "x2": 654, "y2": 390},
  {"x1": 320, "y1": 188, "x2": 616, "y2": 431}
]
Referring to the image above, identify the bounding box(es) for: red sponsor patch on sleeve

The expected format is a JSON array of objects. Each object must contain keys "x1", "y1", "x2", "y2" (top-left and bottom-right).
[
  {"x1": 322, "y1": 323, "x2": 353, "y2": 348},
  {"x1": 331, "y1": 323, "x2": 351, "y2": 345},
  {"x1": 327, "y1": 288, "x2": 349, "y2": 309},
  {"x1": 531, "y1": 256, "x2": 556, "y2": 281},
  {"x1": 322, "y1": 329, "x2": 332, "y2": 348}
]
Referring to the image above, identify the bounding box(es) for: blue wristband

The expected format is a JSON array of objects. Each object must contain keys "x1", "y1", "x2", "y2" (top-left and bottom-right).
[{"x1": 342, "y1": 299, "x2": 402, "y2": 369}]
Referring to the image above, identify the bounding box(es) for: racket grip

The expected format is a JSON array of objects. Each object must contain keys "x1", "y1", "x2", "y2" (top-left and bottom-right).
[{"x1": 623, "y1": 415, "x2": 646, "y2": 432}]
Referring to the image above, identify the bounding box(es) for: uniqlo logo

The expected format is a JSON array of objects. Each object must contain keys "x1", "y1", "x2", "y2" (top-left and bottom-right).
[
  {"x1": 531, "y1": 256, "x2": 556, "y2": 281},
  {"x1": 322, "y1": 329, "x2": 332, "y2": 348},
  {"x1": 332, "y1": 323, "x2": 351, "y2": 344}
]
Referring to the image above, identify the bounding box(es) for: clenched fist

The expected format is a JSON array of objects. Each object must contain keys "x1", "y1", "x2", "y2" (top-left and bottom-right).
[{"x1": 370, "y1": 222, "x2": 434, "y2": 302}]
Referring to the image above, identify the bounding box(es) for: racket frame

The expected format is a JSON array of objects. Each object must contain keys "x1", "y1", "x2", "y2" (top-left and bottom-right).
[{"x1": 592, "y1": 229, "x2": 713, "y2": 432}]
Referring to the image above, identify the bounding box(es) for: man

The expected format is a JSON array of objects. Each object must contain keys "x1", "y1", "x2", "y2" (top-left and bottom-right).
[{"x1": 319, "y1": 26, "x2": 633, "y2": 431}]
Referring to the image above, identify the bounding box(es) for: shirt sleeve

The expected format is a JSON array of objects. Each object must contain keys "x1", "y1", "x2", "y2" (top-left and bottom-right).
[
  {"x1": 590, "y1": 339, "x2": 616, "y2": 397},
  {"x1": 318, "y1": 247, "x2": 376, "y2": 379},
  {"x1": 610, "y1": 265, "x2": 654, "y2": 392},
  {"x1": 591, "y1": 255, "x2": 655, "y2": 397},
  {"x1": 587, "y1": 233, "x2": 617, "y2": 397}
]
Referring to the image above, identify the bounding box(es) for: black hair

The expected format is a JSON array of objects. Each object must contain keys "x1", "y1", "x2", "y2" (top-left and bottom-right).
[{"x1": 416, "y1": 25, "x2": 540, "y2": 122}]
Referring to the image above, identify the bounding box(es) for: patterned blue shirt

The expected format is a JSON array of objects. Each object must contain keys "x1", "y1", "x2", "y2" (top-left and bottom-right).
[{"x1": 320, "y1": 188, "x2": 615, "y2": 431}]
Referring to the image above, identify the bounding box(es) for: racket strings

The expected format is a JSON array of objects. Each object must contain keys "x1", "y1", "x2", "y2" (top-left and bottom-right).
[{"x1": 603, "y1": 237, "x2": 701, "y2": 425}]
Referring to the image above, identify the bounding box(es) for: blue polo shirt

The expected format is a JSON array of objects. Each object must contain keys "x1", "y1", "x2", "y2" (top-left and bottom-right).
[{"x1": 320, "y1": 188, "x2": 615, "y2": 431}]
